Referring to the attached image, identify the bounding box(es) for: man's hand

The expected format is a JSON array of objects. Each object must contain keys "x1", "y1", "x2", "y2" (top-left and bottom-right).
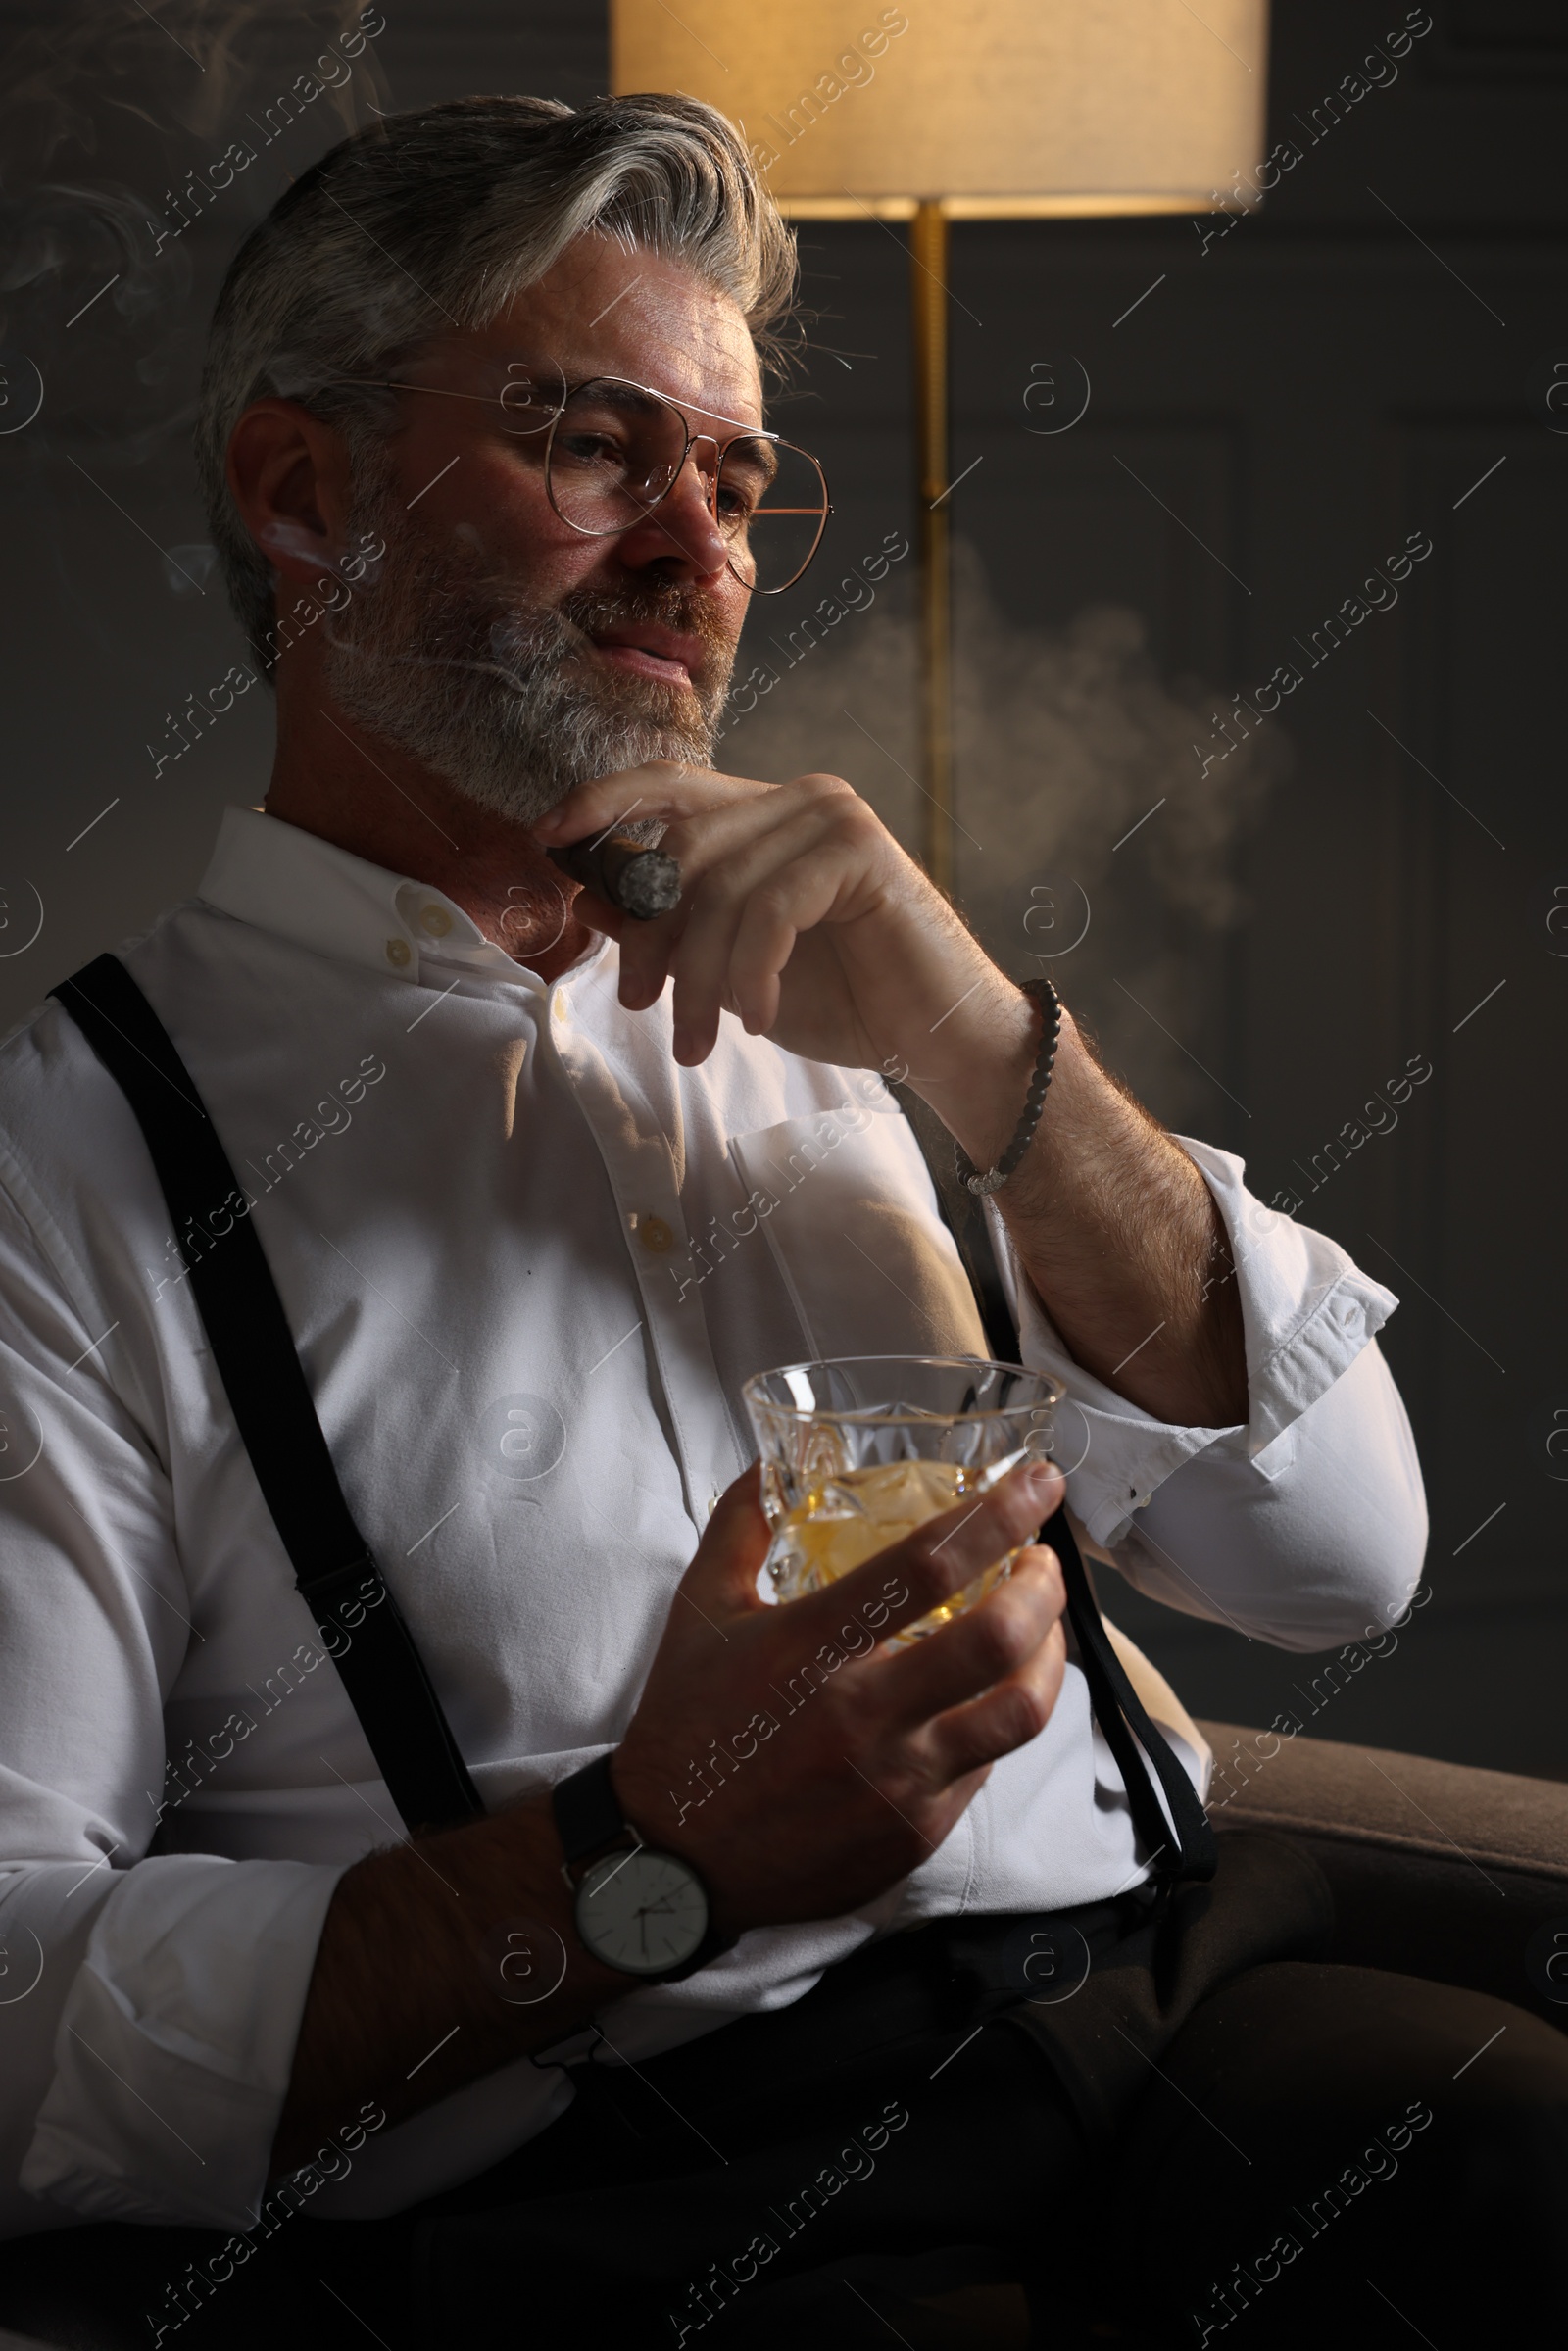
[
  {"x1": 535, "y1": 761, "x2": 1249, "y2": 1427},
  {"x1": 270, "y1": 1454, "x2": 1064, "y2": 2175},
  {"x1": 613, "y1": 1457, "x2": 1068, "y2": 1940},
  {"x1": 534, "y1": 760, "x2": 1024, "y2": 1099}
]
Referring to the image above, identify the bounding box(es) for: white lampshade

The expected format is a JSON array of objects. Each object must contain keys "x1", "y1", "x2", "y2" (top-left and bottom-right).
[{"x1": 611, "y1": 0, "x2": 1269, "y2": 217}]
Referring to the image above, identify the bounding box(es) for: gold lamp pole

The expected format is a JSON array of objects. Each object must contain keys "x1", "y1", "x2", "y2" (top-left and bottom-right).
[
  {"x1": 910, "y1": 201, "x2": 953, "y2": 893},
  {"x1": 611, "y1": 1, "x2": 1269, "y2": 891}
]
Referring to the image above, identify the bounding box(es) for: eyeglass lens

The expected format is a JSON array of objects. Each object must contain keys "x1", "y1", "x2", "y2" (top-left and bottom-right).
[{"x1": 531, "y1": 378, "x2": 827, "y2": 594}]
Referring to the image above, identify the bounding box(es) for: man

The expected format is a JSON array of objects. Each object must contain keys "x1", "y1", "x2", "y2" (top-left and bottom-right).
[{"x1": 0, "y1": 92, "x2": 1560, "y2": 2351}]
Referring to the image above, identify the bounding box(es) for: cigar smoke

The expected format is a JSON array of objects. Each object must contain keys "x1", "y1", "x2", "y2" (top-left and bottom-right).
[
  {"x1": 0, "y1": 3, "x2": 384, "y2": 457},
  {"x1": 723, "y1": 544, "x2": 1290, "y2": 1126}
]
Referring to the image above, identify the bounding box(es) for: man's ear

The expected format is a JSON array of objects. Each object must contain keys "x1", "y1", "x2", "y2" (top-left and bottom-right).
[{"x1": 225, "y1": 399, "x2": 362, "y2": 590}]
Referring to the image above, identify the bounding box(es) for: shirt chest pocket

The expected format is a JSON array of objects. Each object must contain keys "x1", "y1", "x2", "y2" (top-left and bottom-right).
[{"x1": 728, "y1": 1106, "x2": 988, "y2": 1364}]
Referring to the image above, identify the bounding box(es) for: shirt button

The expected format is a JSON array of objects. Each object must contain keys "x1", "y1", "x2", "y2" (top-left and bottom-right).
[
  {"x1": 639, "y1": 1215, "x2": 674, "y2": 1253},
  {"x1": 419, "y1": 905, "x2": 453, "y2": 938},
  {"x1": 385, "y1": 938, "x2": 412, "y2": 969}
]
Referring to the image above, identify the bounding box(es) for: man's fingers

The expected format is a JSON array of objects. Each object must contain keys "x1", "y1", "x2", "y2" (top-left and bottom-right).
[
  {"x1": 875, "y1": 1544, "x2": 1065, "y2": 1728},
  {"x1": 611, "y1": 793, "x2": 802, "y2": 1012},
  {"x1": 822, "y1": 1458, "x2": 1063, "y2": 1645},
  {"x1": 673, "y1": 1457, "x2": 1066, "y2": 1685},
  {"x1": 666, "y1": 790, "x2": 885, "y2": 1049},
  {"x1": 611, "y1": 787, "x2": 852, "y2": 1024},
  {"x1": 924, "y1": 1611, "x2": 1070, "y2": 1782},
  {"x1": 664, "y1": 807, "x2": 856, "y2": 1055},
  {"x1": 531, "y1": 760, "x2": 762, "y2": 845},
  {"x1": 679, "y1": 1464, "x2": 772, "y2": 1612}
]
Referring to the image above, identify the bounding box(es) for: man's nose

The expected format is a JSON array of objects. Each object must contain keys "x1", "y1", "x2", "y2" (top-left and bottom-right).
[{"x1": 618, "y1": 448, "x2": 730, "y2": 579}]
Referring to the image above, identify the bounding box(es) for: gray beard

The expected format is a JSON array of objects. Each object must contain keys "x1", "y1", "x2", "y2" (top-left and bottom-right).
[{"x1": 320, "y1": 492, "x2": 734, "y2": 828}]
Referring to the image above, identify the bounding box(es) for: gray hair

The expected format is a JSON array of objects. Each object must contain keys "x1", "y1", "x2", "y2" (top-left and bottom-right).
[{"x1": 194, "y1": 93, "x2": 798, "y2": 672}]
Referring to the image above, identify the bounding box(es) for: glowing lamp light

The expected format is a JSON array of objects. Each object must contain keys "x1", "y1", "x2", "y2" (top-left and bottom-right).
[{"x1": 612, "y1": 0, "x2": 1269, "y2": 880}]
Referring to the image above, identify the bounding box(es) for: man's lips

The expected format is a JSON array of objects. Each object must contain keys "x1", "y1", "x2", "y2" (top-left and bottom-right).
[{"x1": 586, "y1": 624, "x2": 705, "y2": 686}]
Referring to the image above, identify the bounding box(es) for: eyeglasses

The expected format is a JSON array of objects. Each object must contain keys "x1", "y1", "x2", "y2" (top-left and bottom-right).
[{"x1": 329, "y1": 368, "x2": 832, "y2": 596}]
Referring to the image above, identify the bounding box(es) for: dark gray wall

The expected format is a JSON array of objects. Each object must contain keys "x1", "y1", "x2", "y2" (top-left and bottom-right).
[{"x1": 1, "y1": 2, "x2": 1563, "y2": 1774}]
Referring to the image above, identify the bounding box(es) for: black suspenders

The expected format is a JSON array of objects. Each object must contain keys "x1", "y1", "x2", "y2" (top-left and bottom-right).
[
  {"x1": 894, "y1": 1082, "x2": 1217, "y2": 1889},
  {"x1": 52, "y1": 953, "x2": 1213, "y2": 1882},
  {"x1": 52, "y1": 955, "x2": 483, "y2": 1837}
]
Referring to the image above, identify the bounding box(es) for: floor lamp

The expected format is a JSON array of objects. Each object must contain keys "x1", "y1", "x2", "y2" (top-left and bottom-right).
[{"x1": 611, "y1": 2, "x2": 1268, "y2": 893}]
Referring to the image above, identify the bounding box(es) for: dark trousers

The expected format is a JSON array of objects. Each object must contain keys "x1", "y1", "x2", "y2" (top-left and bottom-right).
[{"x1": 4, "y1": 1834, "x2": 1566, "y2": 2349}]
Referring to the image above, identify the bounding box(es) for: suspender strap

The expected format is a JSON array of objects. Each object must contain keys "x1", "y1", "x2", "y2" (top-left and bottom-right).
[
  {"x1": 1049, "y1": 1521, "x2": 1216, "y2": 1884},
  {"x1": 51, "y1": 955, "x2": 484, "y2": 1837},
  {"x1": 895, "y1": 1083, "x2": 1216, "y2": 1887}
]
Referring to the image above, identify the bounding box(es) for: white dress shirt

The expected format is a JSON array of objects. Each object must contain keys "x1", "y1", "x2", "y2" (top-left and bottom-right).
[{"x1": 0, "y1": 807, "x2": 1427, "y2": 2236}]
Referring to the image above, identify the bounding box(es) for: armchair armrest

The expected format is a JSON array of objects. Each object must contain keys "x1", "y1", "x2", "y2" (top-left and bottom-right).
[{"x1": 1198, "y1": 1720, "x2": 1568, "y2": 2028}]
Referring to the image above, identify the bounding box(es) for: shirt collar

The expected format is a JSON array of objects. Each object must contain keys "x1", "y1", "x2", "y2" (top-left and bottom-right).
[{"x1": 196, "y1": 805, "x2": 607, "y2": 993}]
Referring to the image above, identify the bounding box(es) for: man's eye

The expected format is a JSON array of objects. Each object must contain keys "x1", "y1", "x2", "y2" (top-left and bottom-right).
[
  {"x1": 718, "y1": 465, "x2": 769, "y2": 516},
  {"x1": 556, "y1": 430, "x2": 623, "y2": 467}
]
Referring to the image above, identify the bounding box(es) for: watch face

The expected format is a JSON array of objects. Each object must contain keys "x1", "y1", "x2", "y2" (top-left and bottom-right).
[{"x1": 575, "y1": 1848, "x2": 709, "y2": 1976}]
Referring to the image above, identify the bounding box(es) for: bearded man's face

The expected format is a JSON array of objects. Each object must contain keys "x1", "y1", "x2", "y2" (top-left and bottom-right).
[
  {"x1": 310, "y1": 246, "x2": 762, "y2": 828},
  {"x1": 321, "y1": 455, "x2": 738, "y2": 828}
]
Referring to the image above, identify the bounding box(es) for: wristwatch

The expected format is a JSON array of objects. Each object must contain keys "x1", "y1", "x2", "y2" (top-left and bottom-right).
[{"x1": 552, "y1": 1751, "x2": 723, "y2": 1982}]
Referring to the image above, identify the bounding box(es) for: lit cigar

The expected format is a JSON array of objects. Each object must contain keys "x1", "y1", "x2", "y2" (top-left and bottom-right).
[{"x1": 547, "y1": 833, "x2": 682, "y2": 920}]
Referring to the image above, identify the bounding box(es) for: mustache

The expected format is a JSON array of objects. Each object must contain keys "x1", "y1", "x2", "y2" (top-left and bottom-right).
[
  {"x1": 338, "y1": 572, "x2": 732, "y2": 703},
  {"x1": 497, "y1": 580, "x2": 734, "y2": 694},
  {"x1": 555, "y1": 581, "x2": 734, "y2": 661}
]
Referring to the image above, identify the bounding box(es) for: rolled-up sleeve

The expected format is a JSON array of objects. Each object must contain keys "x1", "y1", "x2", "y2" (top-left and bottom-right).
[
  {"x1": 988, "y1": 1137, "x2": 1428, "y2": 1651},
  {"x1": 8, "y1": 1857, "x2": 341, "y2": 2229},
  {"x1": 0, "y1": 1181, "x2": 345, "y2": 2234}
]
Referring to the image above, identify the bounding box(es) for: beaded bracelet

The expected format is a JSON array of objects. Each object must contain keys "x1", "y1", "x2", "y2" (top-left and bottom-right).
[{"x1": 953, "y1": 975, "x2": 1063, "y2": 1197}]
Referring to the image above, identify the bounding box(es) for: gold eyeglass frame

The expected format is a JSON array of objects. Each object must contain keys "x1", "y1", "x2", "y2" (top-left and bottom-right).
[{"x1": 326, "y1": 367, "x2": 833, "y2": 595}]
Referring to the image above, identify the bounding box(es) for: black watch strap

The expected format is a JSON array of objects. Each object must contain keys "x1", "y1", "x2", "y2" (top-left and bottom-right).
[{"x1": 553, "y1": 1751, "x2": 633, "y2": 1874}]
